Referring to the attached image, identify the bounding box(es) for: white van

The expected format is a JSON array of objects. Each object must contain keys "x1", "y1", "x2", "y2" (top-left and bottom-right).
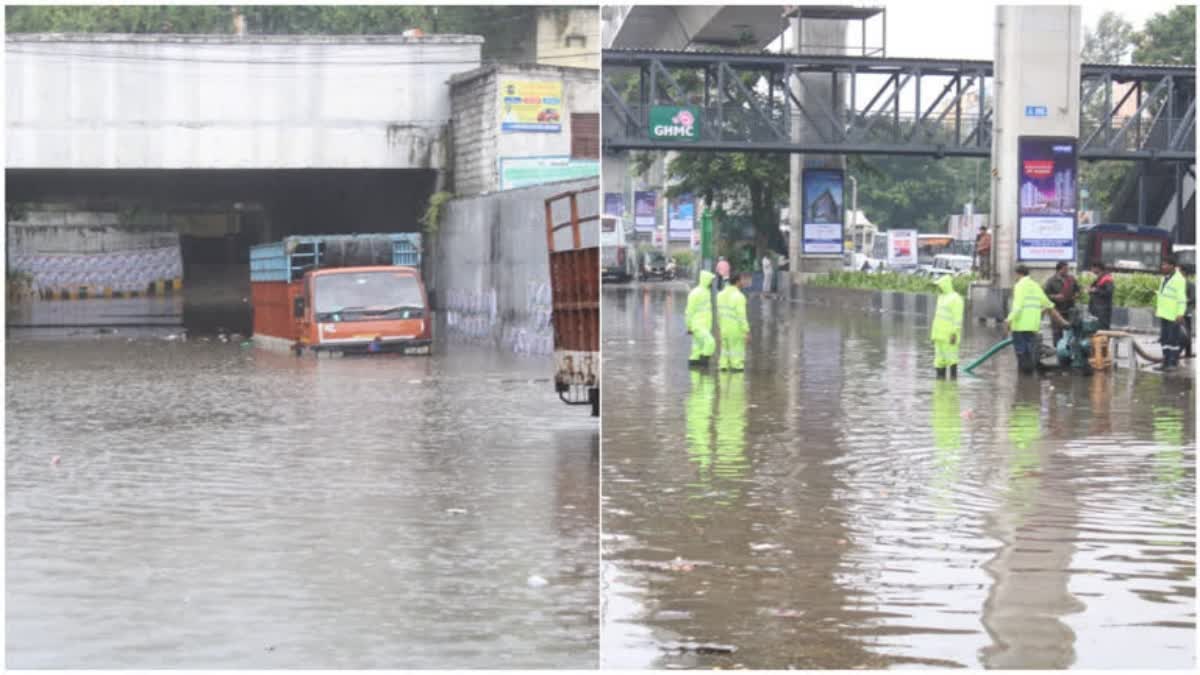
[
  {"x1": 927, "y1": 253, "x2": 974, "y2": 278},
  {"x1": 601, "y1": 216, "x2": 636, "y2": 282}
]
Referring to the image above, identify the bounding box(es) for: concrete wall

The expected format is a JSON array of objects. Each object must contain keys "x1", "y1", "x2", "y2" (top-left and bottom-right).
[
  {"x1": 6, "y1": 34, "x2": 482, "y2": 170},
  {"x1": 450, "y1": 64, "x2": 599, "y2": 196},
  {"x1": 450, "y1": 67, "x2": 501, "y2": 197},
  {"x1": 7, "y1": 205, "x2": 180, "y2": 256},
  {"x1": 434, "y1": 178, "x2": 598, "y2": 356},
  {"x1": 537, "y1": 7, "x2": 600, "y2": 70}
]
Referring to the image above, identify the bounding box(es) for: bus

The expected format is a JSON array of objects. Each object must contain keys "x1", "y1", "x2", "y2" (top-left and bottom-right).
[
  {"x1": 1077, "y1": 224, "x2": 1172, "y2": 273},
  {"x1": 917, "y1": 234, "x2": 956, "y2": 266}
]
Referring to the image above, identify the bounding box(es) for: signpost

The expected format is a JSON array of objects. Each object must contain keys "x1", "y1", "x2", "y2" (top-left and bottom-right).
[
  {"x1": 1017, "y1": 136, "x2": 1077, "y2": 262},
  {"x1": 498, "y1": 156, "x2": 598, "y2": 190},
  {"x1": 801, "y1": 169, "x2": 845, "y2": 255},
  {"x1": 648, "y1": 106, "x2": 700, "y2": 143}
]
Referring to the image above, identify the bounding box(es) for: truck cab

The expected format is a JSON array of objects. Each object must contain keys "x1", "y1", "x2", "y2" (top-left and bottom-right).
[
  {"x1": 294, "y1": 265, "x2": 430, "y2": 354},
  {"x1": 250, "y1": 234, "x2": 430, "y2": 355}
]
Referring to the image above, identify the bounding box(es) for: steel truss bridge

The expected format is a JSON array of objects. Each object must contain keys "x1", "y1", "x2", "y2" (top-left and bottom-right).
[{"x1": 602, "y1": 49, "x2": 1196, "y2": 162}]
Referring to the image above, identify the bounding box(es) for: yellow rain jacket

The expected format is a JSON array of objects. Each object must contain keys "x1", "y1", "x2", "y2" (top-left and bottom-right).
[{"x1": 1007, "y1": 276, "x2": 1054, "y2": 332}]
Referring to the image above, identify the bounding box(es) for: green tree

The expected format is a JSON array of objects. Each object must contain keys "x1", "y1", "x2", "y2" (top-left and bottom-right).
[
  {"x1": 633, "y1": 151, "x2": 789, "y2": 258},
  {"x1": 849, "y1": 155, "x2": 989, "y2": 232},
  {"x1": 1133, "y1": 5, "x2": 1196, "y2": 65},
  {"x1": 1080, "y1": 11, "x2": 1138, "y2": 218},
  {"x1": 1084, "y1": 11, "x2": 1135, "y2": 63},
  {"x1": 4, "y1": 5, "x2": 571, "y2": 62}
]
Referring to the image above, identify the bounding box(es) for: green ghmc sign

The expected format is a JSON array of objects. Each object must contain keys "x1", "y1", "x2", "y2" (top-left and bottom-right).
[{"x1": 649, "y1": 106, "x2": 700, "y2": 142}]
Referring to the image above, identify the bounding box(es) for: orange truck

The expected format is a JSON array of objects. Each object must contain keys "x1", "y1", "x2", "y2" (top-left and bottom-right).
[
  {"x1": 249, "y1": 234, "x2": 431, "y2": 356},
  {"x1": 544, "y1": 187, "x2": 600, "y2": 416}
]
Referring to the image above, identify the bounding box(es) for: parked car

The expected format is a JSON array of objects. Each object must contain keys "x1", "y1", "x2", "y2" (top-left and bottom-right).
[
  {"x1": 927, "y1": 253, "x2": 974, "y2": 278},
  {"x1": 640, "y1": 251, "x2": 671, "y2": 281},
  {"x1": 844, "y1": 251, "x2": 884, "y2": 273}
]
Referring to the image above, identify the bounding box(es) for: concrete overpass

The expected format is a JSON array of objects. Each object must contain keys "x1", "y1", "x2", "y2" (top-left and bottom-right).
[
  {"x1": 6, "y1": 33, "x2": 482, "y2": 170},
  {"x1": 5, "y1": 33, "x2": 482, "y2": 332},
  {"x1": 603, "y1": 5, "x2": 789, "y2": 51}
]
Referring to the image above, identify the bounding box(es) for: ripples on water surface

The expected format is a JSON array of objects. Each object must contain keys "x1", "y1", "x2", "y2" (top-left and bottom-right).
[
  {"x1": 7, "y1": 332, "x2": 598, "y2": 668},
  {"x1": 601, "y1": 285, "x2": 1195, "y2": 669}
]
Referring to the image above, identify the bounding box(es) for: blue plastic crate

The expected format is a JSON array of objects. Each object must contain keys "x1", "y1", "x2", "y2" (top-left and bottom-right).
[{"x1": 250, "y1": 233, "x2": 422, "y2": 283}]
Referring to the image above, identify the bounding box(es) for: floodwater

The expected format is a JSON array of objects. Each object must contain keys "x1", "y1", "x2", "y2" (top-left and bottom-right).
[
  {"x1": 601, "y1": 284, "x2": 1195, "y2": 669},
  {"x1": 6, "y1": 328, "x2": 598, "y2": 668}
]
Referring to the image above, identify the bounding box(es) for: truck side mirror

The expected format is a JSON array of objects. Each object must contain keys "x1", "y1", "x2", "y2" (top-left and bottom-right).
[{"x1": 293, "y1": 296, "x2": 306, "y2": 318}]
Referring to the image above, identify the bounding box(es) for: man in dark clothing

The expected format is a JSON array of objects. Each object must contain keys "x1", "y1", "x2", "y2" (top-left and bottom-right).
[
  {"x1": 1043, "y1": 261, "x2": 1078, "y2": 349},
  {"x1": 1087, "y1": 260, "x2": 1114, "y2": 330},
  {"x1": 1184, "y1": 263, "x2": 1195, "y2": 359}
]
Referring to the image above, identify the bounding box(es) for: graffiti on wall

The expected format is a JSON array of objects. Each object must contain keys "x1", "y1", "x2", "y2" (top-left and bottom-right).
[
  {"x1": 10, "y1": 246, "x2": 184, "y2": 295},
  {"x1": 444, "y1": 278, "x2": 556, "y2": 356}
]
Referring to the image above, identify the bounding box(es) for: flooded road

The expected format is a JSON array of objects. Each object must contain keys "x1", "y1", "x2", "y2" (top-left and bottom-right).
[
  {"x1": 7, "y1": 330, "x2": 598, "y2": 668},
  {"x1": 601, "y1": 284, "x2": 1195, "y2": 669}
]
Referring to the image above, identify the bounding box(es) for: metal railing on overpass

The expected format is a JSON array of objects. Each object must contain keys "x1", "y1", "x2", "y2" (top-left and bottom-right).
[{"x1": 602, "y1": 49, "x2": 1195, "y2": 162}]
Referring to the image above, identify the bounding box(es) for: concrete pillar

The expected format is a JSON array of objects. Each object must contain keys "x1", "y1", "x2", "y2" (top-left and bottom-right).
[
  {"x1": 789, "y1": 15, "x2": 848, "y2": 285},
  {"x1": 990, "y1": 5, "x2": 1082, "y2": 290}
]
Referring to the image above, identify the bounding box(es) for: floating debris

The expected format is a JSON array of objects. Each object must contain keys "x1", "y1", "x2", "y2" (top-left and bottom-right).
[
  {"x1": 526, "y1": 574, "x2": 549, "y2": 588},
  {"x1": 662, "y1": 641, "x2": 737, "y2": 655}
]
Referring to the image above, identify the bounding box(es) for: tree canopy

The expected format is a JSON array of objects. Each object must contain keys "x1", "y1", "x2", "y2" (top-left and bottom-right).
[
  {"x1": 1132, "y1": 5, "x2": 1195, "y2": 65},
  {"x1": 3, "y1": 5, "x2": 581, "y2": 61}
]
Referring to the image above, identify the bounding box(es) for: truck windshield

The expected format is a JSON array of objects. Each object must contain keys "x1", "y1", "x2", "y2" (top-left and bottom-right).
[{"x1": 314, "y1": 272, "x2": 423, "y2": 320}]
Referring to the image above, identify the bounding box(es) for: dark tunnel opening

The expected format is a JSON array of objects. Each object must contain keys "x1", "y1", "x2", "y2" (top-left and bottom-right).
[{"x1": 6, "y1": 169, "x2": 438, "y2": 334}]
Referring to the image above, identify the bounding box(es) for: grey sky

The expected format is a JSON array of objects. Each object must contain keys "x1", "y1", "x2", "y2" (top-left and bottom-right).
[{"x1": 881, "y1": 2, "x2": 1185, "y2": 61}]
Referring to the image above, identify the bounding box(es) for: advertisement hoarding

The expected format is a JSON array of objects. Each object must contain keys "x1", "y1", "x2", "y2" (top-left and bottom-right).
[
  {"x1": 634, "y1": 191, "x2": 657, "y2": 232},
  {"x1": 1017, "y1": 136, "x2": 1077, "y2": 262},
  {"x1": 604, "y1": 192, "x2": 624, "y2": 217},
  {"x1": 499, "y1": 80, "x2": 563, "y2": 133},
  {"x1": 887, "y1": 229, "x2": 919, "y2": 267},
  {"x1": 802, "y1": 169, "x2": 845, "y2": 255},
  {"x1": 668, "y1": 194, "x2": 695, "y2": 241}
]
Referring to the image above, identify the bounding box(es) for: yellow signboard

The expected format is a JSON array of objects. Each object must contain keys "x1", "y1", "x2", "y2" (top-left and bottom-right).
[{"x1": 500, "y1": 80, "x2": 563, "y2": 133}]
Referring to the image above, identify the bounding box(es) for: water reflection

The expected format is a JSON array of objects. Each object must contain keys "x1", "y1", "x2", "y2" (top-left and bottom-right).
[
  {"x1": 6, "y1": 337, "x2": 598, "y2": 668},
  {"x1": 602, "y1": 285, "x2": 1194, "y2": 669}
]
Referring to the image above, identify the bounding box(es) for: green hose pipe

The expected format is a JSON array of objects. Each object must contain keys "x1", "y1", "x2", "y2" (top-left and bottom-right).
[{"x1": 963, "y1": 337, "x2": 1014, "y2": 374}]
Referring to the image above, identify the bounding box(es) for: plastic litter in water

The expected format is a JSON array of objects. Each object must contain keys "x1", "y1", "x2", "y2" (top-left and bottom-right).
[
  {"x1": 50, "y1": 455, "x2": 61, "y2": 466},
  {"x1": 526, "y1": 574, "x2": 549, "y2": 588}
]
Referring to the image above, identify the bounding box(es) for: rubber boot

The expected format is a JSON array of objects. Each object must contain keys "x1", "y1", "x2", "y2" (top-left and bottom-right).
[
  {"x1": 949, "y1": 365, "x2": 958, "y2": 379},
  {"x1": 935, "y1": 367, "x2": 947, "y2": 380}
]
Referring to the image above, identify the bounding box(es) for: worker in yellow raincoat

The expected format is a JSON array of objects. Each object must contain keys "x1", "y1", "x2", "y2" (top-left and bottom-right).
[
  {"x1": 931, "y1": 275, "x2": 965, "y2": 379},
  {"x1": 686, "y1": 270, "x2": 716, "y2": 366},
  {"x1": 717, "y1": 271, "x2": 751, "y2": 371}
]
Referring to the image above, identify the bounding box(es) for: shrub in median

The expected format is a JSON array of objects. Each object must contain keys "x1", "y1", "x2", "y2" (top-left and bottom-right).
[
  {"x1": 810, "y1": 270, "x2": 1162, "y2": 308},
  {"x1": 808, "y1": 271, "x2": 976, "y2": 297}
]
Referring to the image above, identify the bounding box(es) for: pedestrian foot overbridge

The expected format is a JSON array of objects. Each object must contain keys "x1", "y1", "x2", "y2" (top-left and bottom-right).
[{"x1": 602, "y1": 49, "x2": 1195, "y2": 162}]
